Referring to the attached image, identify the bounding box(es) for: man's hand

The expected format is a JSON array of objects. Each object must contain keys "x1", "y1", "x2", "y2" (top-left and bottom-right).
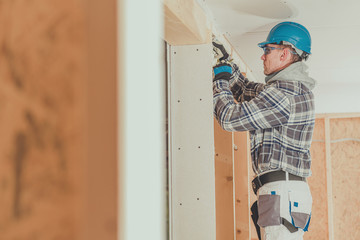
[
  {"x1": 213, "y1": 62, "x2": 232, "y2": 82},
  {"x1": 212, "y1": 40, "x2": 230, "y2": 63}
]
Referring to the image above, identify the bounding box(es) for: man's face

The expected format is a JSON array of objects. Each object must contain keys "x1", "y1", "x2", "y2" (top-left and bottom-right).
[{"x1": 261, "y1": 44, "x2": 284, "y2": 75}]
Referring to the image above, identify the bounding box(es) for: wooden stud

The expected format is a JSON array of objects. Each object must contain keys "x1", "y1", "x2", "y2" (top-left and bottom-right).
[
  {"x1": 214, "y1": 118, "x2": 235, "y2": 240},
  {"x1": 233, "y1": 131, "x2": 251, "y2": 240},
  {"x1": 163, "y1": 0, "x2": 211, "y2": 45},
  {"x1": 316, "y1": 112, "x2": 360, "y2": 119},
  {"x1": 325, "y1": 118, "x2": 334, "y2": 240}
]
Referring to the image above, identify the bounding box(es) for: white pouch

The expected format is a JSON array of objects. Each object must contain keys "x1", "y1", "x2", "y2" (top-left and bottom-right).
[{"x1": 288, "y1": 189, "x2": 312, "y2": 231}]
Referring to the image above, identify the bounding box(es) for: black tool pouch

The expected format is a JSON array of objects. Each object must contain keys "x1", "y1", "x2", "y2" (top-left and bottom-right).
[{"x1": 250, "y1": 201, "x2": 261, "y2": 240}]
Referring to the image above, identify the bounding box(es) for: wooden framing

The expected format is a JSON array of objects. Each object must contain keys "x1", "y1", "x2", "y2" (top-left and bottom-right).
[
  {"x1": 316, "y1": 112, "x2": 360, "y2": 119},
  {"x1": 163, "y1": 0, "x2": 211, "y2": 45},
  {"x1": 87, "y1": 0, "x2": 118, "y2": 239},
  {"x1": 324, "y1": 118, "x2": 334, "y2": 240},
  {"x1": 233, "y1": 132, "x2": 251, "y2": 240},
  {"x1": 214, "y1": 125, "x2": 253, "y2": 240},
  {"x1": 214, "y1": 121, "x2": 235, "y2": 240},
  {"x1": 118, "y1": 0, "x2": 124, "y2": 239}
]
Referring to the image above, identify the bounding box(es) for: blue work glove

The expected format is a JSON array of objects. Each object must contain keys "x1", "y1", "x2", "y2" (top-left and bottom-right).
[{"x1": 213, "y1": 62, "x2": 232, "y2": 82}]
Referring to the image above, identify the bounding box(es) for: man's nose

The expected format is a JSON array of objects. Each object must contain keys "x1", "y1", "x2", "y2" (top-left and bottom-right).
[{"x1": 261, "y1": 54, "x2": 265, "y2": 60}]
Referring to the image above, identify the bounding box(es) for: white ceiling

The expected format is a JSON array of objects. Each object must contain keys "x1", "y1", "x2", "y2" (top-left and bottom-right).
[{"x1": 204, "y1": 0, "x2": 360, "y2": 113}]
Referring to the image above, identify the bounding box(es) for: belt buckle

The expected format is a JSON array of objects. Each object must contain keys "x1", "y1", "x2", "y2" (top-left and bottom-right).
[{"x1": 252, "y1": 176, "x2": 263, "y2": 195}]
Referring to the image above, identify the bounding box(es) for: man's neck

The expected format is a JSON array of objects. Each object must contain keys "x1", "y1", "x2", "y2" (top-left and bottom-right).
[{"x1": 274, "y1": 61, "x2": 293, "y2": 74}]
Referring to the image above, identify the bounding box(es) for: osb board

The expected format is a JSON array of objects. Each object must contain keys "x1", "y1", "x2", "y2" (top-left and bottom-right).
[
  {"x1": 0, "y1": 0, "x2": 117, "y2": 239},
  {"x1": 234, "y1": 132, "x2": 250, "y2": 240},
  {"x1": 330, "y1": 118, "x2": 360, "y2": 240},
  {"x1": 304, "y1": 118, "x2": 329, "y2": 240},
  {"x1": 214, "y1": 119, "x2": 234, "y2": 240},
  {"x1": 330, "y1": 118, "x2": 360, "y2": 140}
]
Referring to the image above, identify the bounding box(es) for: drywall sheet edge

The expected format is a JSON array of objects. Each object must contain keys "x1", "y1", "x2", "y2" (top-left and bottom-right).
[{"x1": 168, "y1": 44, "x2": 216, "y2": 240}]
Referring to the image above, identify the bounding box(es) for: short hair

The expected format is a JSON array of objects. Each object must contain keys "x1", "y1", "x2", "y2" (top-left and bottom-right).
[{"x1": 282, "y1": 44, "x2": 303, "y2": 63}]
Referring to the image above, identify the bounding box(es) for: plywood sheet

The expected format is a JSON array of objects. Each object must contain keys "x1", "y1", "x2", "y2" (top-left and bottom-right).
[
  {"x1": 330, "y1": 118, "x2": 360, "y2": 240},
  {"x1": 331, "y1": 118, "x2": 360, "y2": 140},
  {"x1": 306, "y1": 119, "x2": 330, "y2": 240}
]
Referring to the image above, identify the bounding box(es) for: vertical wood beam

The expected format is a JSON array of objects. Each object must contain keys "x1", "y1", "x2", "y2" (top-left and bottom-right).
[
  {"x1": 117, "y1": 0, "x2": 124, "y2": 239},
  {"x1": 324, "y1": 118, "x2": 334, "y2": 240},
  {"x1": 233, "y1": 132, "x2": 250, "y2": 240},
  {"x1": 163, "y1": 0, "x2": 211, "y2": 45},
  {"x1": 86, "y1": 0, "x2": 118, "y2": 239},
  {"x1": 214, "y1": 120, "x2": 235, "y2": 240}
]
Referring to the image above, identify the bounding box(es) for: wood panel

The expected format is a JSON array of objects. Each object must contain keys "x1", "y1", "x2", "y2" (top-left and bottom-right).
[
  {"x1": 163, "y1": 0, "x2": 211, "y2": 45},
  {"x1": 306, "y1": 119, "x2": 329, "y2": 240},
  {"x1": 330, "y1": 118, "x2": 360, "y2": 240},
  {"x1": 86, "y1": 0, "x2": 118, "y2": 239},
  {"x1": 118, "y1": 0, "x2": 124, "y2": 238},
  {"x1": 0, "y1": 1, "x2": 86, "y2": 239},
  {"x1": 234, "y1": 132, "x2": 250, "y2": 240},
  {"x1": 0, "y1": 1, "x2": 118, "y2": 239},
  {"x1": 214, "y1": 119, "x2": 234, "y2": 240}
]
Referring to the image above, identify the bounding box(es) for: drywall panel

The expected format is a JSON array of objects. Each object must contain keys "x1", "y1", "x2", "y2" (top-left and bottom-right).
[
  {"x1": 168, "y1": 44, "x2": 216, "y2": 240},
  {"x1": 214, "y1": 121, "x2": 235, "y2": 240},
  {"x1": 330, "y1": 118, "x2": 360, "y2": 240},
  {"x1": 306, "y1": 119, "x2": 329, "y2": 240}
]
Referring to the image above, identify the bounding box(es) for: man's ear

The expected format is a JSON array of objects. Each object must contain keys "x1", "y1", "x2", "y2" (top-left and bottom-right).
[{"x1": 280, "y1": 48, "x2": 290, "y2": 62}]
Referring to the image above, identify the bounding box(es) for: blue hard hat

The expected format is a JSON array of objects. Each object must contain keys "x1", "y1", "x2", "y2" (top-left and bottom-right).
[{"x1": 258, "y1": 21, "x2": 311, "y2": 54}]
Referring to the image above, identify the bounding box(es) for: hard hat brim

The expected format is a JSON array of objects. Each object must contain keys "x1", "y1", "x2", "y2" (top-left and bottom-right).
[{"x1": 258, "y1": 40, "x2": 282, "y2": 48}]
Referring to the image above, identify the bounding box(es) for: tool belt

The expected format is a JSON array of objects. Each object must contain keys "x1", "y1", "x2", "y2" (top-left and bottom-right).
[
  {"x1": 252, "y1": 170, "x2": 306, "y2": 195},
  {"x1": 251, "y1": 170, "x2": 307, "y2": 237}
]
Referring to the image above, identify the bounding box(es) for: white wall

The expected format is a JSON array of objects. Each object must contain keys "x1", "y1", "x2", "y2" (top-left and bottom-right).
[{"x1": 120, "y1": 0, "x2": 165, "y2": 239}]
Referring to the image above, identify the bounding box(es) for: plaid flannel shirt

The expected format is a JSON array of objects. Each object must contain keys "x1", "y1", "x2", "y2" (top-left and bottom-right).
[{"x1": 213, "y1": 64, "x2": 315, "y2": 177}]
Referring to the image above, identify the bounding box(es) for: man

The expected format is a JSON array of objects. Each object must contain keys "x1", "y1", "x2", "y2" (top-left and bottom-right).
[{"x1": 212, "y1": 21, "x2": 315, "y2": 240}]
